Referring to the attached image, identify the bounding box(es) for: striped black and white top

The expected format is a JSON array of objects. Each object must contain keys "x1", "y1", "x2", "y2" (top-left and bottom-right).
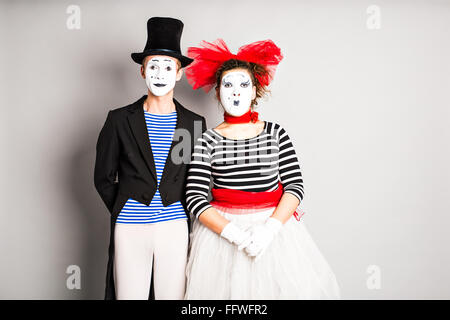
[
  {"x1": 116, "y1": 110, "x2": 187, "y2": 224},
  {"x1": 185, "y1": 121, "x2": 304, "y2": 219}
]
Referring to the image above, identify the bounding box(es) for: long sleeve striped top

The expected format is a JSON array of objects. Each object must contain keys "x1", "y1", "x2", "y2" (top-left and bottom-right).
[
  {"x1": 116, "y1": 110, "x2": 187, "y2": 224},
  {"x1": 185, "y1": 121, "x2": 304, "y2": 219}
]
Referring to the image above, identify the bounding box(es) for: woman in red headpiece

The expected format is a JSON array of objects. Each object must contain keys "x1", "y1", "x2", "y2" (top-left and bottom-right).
[{"x1": 184, "y1": 39, "x2": 340, "y2": 299}]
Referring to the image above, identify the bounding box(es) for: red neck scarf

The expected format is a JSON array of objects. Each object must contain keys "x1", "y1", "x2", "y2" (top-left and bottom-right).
[{"x1": 224, "y1": 109, "x2": 259, "y2": 123}]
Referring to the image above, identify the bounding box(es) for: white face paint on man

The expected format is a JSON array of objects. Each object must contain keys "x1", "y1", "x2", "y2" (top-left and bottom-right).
[
  {"x1": 219, "y1": 70, "x2": 256, "y2": 116},
  {"x1": 144, "y1": 56, "x2": 178, "y2": 97}
]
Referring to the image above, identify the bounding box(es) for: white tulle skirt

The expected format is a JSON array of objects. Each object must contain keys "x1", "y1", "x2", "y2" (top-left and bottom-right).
[{"x1": 184, "y1": 205, "x2": 341, "y2": 300}]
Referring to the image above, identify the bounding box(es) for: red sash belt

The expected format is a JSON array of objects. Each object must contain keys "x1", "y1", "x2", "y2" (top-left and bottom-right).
[{"x1": 210, "y1": 181, "x2": 303, "y2": 220}]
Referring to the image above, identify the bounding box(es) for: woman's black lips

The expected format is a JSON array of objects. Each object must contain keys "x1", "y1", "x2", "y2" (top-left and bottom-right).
[
  {"x1": 233, "y1": 100, "x2": 240, "y2": 106},
  {"x1": 154, "y1": 83, "x2": 167, "y2": 87}
]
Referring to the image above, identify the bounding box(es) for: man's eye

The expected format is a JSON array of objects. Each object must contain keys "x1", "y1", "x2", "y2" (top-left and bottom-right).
[
  {"x1": 149, "y1": 65, "x2": 156, "y2": 70},
  {"x1": 241, "y1": 81, "x2": 250, "y2": 88},
  {"x1": 166, "y1": 66, "x2": 172, "y2": 71}
]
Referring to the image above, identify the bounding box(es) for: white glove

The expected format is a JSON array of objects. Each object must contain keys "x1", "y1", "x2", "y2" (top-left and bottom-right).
[
  {"x1": 220, "y1": 222, "x2": 253, "y2": 250},
  {"x1": 245, "y1": 217, "x2": 283, "y2": 261}
]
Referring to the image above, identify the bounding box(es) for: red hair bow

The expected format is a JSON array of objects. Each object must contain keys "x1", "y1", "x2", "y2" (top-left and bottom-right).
[{"x1": 185, "y1": 39, "x2": 283, "y2": 92}]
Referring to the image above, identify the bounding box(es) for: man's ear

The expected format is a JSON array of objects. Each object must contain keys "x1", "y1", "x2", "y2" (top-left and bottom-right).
[
  {"x1": 176, "y1": 67, "x2": 183, "y2": 81},
  {"x1": 140, "y1": 65, "x2": 146, "y2": 79}
]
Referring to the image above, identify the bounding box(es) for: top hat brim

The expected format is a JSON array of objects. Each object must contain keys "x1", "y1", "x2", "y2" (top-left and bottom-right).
[{"x1": 131, "y1": 49, "x2": 193, "y2": 67}]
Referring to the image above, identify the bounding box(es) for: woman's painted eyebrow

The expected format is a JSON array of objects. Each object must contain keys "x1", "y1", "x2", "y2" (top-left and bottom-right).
[{"x1": 223, "y1": 73, "x2": 247, "y2": 80}]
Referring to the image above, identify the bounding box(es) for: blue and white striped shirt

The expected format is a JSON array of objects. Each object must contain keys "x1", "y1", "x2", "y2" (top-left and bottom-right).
[{"x1": 116, "y1": 110, "x2": 188, "y2": 224}]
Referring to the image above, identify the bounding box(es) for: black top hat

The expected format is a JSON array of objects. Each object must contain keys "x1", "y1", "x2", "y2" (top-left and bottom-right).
[{"x1": 131, "y1": 17, "x2": 193, "y2": 67}]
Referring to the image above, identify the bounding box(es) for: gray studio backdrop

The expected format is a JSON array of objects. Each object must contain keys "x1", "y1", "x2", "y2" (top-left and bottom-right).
[{"x1": 1, "y1": 0, "x2": 449, "y2": 299}]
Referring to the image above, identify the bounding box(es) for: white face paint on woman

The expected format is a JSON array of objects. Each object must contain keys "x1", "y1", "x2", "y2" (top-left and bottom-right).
[
  {"x1": 144, "y1": 56, "x2": 179, "y2": 97},
  {"x1": 219, "y1": 70, "x2": 256, "y2": 116}
]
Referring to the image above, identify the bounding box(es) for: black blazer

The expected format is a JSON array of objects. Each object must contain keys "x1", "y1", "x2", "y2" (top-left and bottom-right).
[
  {"x1": 93, "y1": 95, "x2": 206, "y2": 299},
  {"x1": 94, "y1": 95, "x2": 206, "y2": 219}
]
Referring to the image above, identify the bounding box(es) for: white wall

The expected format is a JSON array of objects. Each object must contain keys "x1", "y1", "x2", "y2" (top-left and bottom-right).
[{"x1": 1, "y1": 0, "x2": 449, "y2": 299}]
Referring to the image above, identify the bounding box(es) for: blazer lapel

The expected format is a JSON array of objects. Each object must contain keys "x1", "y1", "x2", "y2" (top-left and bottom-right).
[
  {"x1": 127, "y1": 96, "x2": 157, "y2": 182},
  {"x1": 127, "y1": 96, "x2": 187, "y2": 183}
]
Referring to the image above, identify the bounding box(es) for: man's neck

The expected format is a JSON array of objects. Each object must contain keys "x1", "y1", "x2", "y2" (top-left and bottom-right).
[{"x1": 143, "y1": 90, "x2": 176, "y2": 114}]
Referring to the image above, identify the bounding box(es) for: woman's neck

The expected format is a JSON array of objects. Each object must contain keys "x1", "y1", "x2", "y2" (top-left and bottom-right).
[{"x1": 215, "y1": 120, "x2": 265, "y2": 140}]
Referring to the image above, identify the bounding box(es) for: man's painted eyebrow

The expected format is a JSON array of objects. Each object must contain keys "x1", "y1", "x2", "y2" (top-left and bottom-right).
[
  {"x1": 151, "y1": 59, "x2": 159, "y2": 62},
  {"x1": 163, "y1": 59, "x2": 172, "y2": 62}
]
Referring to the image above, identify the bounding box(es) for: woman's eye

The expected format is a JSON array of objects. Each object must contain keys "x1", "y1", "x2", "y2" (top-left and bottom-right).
[
  {"x1": 241, "y1": 81, "x2": 250, "y2": 88},
  {"x1": 223, "y1": 82, "x2": 232, "y2": 88}
]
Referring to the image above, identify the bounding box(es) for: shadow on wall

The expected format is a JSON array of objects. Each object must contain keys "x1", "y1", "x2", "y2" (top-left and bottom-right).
[
  {"x1": 66, "y1": 52, "x2": 212, "y2": 299},
  {"x1": 67, "y1": 55, "x2": 136, "y2": 299}
]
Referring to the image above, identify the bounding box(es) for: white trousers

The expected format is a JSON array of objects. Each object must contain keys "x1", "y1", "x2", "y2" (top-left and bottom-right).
[{"x1": 113, "y1": 219, "x2": 188, "y2": 300}]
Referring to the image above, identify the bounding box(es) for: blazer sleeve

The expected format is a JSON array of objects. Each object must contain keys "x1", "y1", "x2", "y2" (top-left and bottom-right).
[
  {"x1": 202, "y1": 116, "x2": 207, "y2": 133},
  {"x1": 94, "y1": 111, "x2": 120, "y2": 214}
]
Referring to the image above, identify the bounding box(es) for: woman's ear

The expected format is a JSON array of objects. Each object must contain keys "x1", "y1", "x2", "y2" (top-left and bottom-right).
[
  {"x1": 215, "y1": 87, "x2": 221, "y2": 102},
  {"x1": 252, "y1": 85, "x2": 257, "y2": 100}
]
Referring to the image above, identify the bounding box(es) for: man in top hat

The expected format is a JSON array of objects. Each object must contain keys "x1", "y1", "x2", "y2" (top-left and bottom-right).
[{"x1": 94, "y1": 17, "x2": 206, "y2": 300}]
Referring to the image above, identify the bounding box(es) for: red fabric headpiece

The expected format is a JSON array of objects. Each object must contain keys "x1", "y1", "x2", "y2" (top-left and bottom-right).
[{"x1": 185, "y1": 39, "x2": 283, "y2": 92}]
